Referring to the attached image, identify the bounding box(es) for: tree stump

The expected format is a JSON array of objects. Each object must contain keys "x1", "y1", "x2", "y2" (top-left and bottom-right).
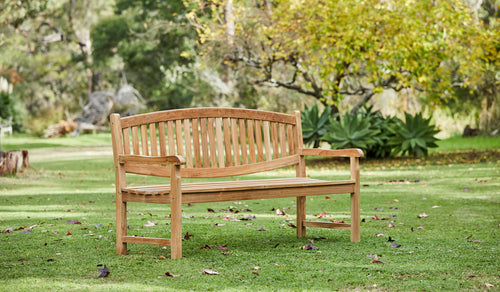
[{"x1": 0, "y1": 150, "x2": 30, "y2": 176}]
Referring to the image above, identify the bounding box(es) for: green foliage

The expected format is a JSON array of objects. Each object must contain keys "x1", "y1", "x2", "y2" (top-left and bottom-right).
[
  {"x1": 301, "y1": 103, "x2": 331, "y2": 148},
  {"x1": 323, "y1": 111, "x2": 380, "y2": 150},
  {"x1": 389, "y1": 113, "x2": 440, "y2": 157},
  {"x1": 321, "y1": 105, "x2": 440, "y2": 158},
  {"x1": 91, "y1": 17, "x2": 129, "y2": 63},
  {"x1": 0, "y1": 92, "x2": 24, "y2": 132},
  {"x1": 91, "y1": 0, "x2": 201, "y2": 110},
  {"x1": 357, "y1": 105, "x2": 397, "y2": 159}
]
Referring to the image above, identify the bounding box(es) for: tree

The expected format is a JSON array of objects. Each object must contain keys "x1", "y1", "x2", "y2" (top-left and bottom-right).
[
  {"x1": 91, "y1": 0, "x2": 204, "y2": 110},
  {"x1": 0, "y1": 1, "x2": 113, "y2": 134},
  {"x1": 187, "y1": 0, "x2": 497, "y2": 114}
]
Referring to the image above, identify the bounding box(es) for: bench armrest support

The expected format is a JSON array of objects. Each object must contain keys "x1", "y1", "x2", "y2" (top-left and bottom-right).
[
  {"x1": 119, "y1": 154, "x2": 186, "y2": 165},
  {"x1": 300, "y1": 148, "x2": 364, "y2": 158}
]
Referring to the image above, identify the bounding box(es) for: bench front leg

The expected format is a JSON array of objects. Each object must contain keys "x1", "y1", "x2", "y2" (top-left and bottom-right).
[
  {"x1": 170, "y1": 164, "x2": 183, "y2": 259},
  {"x1": 116, "y1": 199, "x2": 128, "y2": 254},
  {"x1": 350, "y1": 157, "x2": 361, "y2": 242}
]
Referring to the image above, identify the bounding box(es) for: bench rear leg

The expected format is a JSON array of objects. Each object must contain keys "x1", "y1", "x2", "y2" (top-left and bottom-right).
[
  {"x1": 116, "y1": 200, "x2": 127, "y2": 254},
  {"x1": 350, "y1": 191, "x2": 361, "y2": 242},
  {"x1": 296, "y1": 196, "x2": 306, "y2": 237}
]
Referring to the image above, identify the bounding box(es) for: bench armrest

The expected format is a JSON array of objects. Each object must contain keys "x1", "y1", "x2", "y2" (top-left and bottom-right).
[
  {"x1": 118, "y1": 154, "x2": 186, "y2": 165},
  {"x1": 300, "y1": 148, "x2": 364, "y2": 158}
]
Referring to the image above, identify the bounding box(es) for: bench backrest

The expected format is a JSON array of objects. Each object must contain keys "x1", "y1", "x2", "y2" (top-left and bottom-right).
[{"x1": 110, "y1": 108, "x2": 304, "y2": 178}]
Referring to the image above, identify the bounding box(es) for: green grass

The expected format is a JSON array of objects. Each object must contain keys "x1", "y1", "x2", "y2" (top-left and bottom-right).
[
  {"x1": 431, "y1": 135, "x2": 500, "y2": 153},
  {"x1": 0, "y1": 134, "x2": 499, "y2": 291}
]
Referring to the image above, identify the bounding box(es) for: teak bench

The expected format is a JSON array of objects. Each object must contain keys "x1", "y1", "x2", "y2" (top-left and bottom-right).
[{"x1": 110, "y1": 108, "x2": 363, "y2": 259}]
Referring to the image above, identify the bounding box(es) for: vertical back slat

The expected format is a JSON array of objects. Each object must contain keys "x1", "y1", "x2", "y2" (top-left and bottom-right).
[
  {"x1": 132, "y1": 126, "x2": 140, "y2": 155},
  {"x1": 287, "y1": 124, "x2": 294, "y2": 155},
  {"x1": 279, "y1": 123, "x2": 287, "y2": 158},
  {"x1": 207, "y1": 118, "x2": 217, "y2": 167},
  {"x1": 149, "y1": 123, "x2": 158, "y2": 156},
  {"x1": 184, "y1": 119, "x2": 193, "y2": 168},
  {"x1": 239, "y1": 119, "x2": 248, "y2": 164},
  {"x1": 215, "y1": 118, "x2": 225, "y2": 167},
  {"x1": 200, "y1": 118, "x2": 210, "y2": 168},
  {"x1": 223, "y1": 118, "x2": 233, "y2": 167},
  {"x1": 158, "y1": 122, "x2": 167, "y2": 156},
  {"x1": 263, "y1": 121, "x2": 272, "y2": 161},
  {"x1": 122, "y1": 128, "x2": 131, "y2": 154},
  {"x1": 192, "y1": 119, "x2": 202, "y2": 168},
  {"x1": 247, "y1": 120, "x2": 256, "y2": 163},
  {"x1": 140, "y1": 125, "x2": 149, "y2": 155},
  {"x1": 255, "y1": 120, "x2": 264, "y2": 162},
  {"x1": 231, "y1": 118, "x2": 240, "y2": 166},
  {"x1": 270, "y1": 122, "x2": 279, "y2": 159},
  {"x1": 167, "y1": 121, "x2": 175, "y2": 155},
  {"x1": 175, "y1": 120, "x2": 183, "y2": 157}
]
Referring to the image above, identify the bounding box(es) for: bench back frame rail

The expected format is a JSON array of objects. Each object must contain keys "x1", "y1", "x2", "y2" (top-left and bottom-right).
[{"x1": 110, "y1": 108, "x2": 363, "y2": 259}]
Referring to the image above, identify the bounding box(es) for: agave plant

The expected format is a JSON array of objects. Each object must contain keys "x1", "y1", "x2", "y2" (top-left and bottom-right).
[
  {"x1": 301, "y1": 103, "x2": 332, "y2": 148},
  {"x1": 357, "y1": 105, "x2": 397, "y2": 158},
  {"x1": 322, "y1": 112, "x2": 380, "y2": 150},
  {"x1": 388, "y1": 112, "x2": 439, "y2": 157}
]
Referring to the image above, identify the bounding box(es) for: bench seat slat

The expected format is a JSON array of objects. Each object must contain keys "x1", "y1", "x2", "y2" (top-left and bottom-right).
[
  {"x1": 122, "y1": 178, "x2": 355, "y2": 204},
  {"x1": 123, "y1": 177, "x2": 355, "y2": 195}
]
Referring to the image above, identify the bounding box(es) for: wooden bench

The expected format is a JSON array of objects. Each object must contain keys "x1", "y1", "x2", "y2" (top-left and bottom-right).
[{"x1": 110, "y1": 108, "x2": 363, "y2": 259}]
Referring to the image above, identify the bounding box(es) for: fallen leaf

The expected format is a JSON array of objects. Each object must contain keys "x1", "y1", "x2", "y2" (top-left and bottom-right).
[
  {"x1": 66, "y1": 220, "x2": 82, "y2": 225},
  {"x1": 203, "y1": 269, "x2": 219, "y2": 275},
  {"x1": 276, "y1": 208, "x2": 285, "y2": 216},
  {"x1": 316, "y1": 211, "x2": 326, "y2": 218},
  {"x1": 217, "y1": 245, "x2": 227, "y2": 250},
  {"x1": 67, "y1": 231, "x2": 72, "y2": 235},
  {"x1": 366, "y1": 254, "x2": 382, "y2": 258},
  {"x1": 418, "y1": 212, "x2": 429, "y2": 218},
  {"x1": 391, "y1": 242, "x2": 401, "y2": 248},
  {"x1": 165, "y1": 272, "x2": 181, "y2": 277},
  {"x1": 331, "y1": 219, "x2": 346, "y2": 223},
  {"x1": 183, "y1": 232, "x2": 193, "y2": 240},
  {"x1": 463, "y1": 188, "x2": 470, "y2": 192},
  {"x1": 207, "y1": 208, "x2": 215, "y2": 213},
  {"x1": 97, "y1": 265, "x2": 110, "y2": 278},
  {"x1": 143, "y1": 221, "x2": 156, "y2": 227},
  {"x1": 375, "y1": 233, "x2": 386, "y2": 237},
  {"x1": 301, "y1": 244, "x2": 318, "y2": 250},
  {"x1": 325, "y1": 196, "x2": 331, "y2": 200},
  {"x1": 371, "y1": 255, "x2": 385, "y2": 264},
  {"x1": 200, "y1": 244, "x2": 211, "y2": 250},
  {"x1": 257, "y1": 227, "x2": 266, "y2": 231}
]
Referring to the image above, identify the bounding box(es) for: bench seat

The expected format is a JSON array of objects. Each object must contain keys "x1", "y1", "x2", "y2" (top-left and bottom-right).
[{"x1": 122, "y1": 177, "x2": 356, "y2": 203}]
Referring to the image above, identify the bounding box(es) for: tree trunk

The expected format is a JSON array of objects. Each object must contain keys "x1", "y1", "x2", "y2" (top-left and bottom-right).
[{"x1": 0, "y1": 150, "x2": 30, "y2": 176}]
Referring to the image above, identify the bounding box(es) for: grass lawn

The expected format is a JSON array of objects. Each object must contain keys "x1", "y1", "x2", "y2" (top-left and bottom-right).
[{"x1": 0, "y1": 134, "x2": 499, "y2": 291}]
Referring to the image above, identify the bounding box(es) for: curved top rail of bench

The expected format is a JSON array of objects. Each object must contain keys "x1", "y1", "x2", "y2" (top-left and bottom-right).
[{"x1": 117, "y1": 108, "x2": 298, "y2": 128}]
